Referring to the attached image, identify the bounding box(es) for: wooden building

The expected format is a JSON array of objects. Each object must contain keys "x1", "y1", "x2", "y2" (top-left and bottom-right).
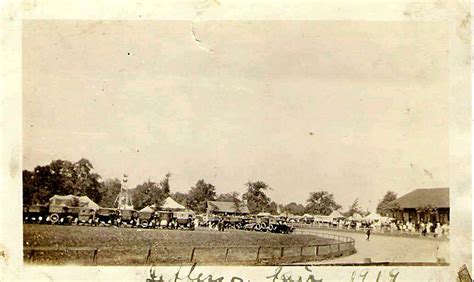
[
  {"x1": 390, "y1": 188, "x2": 449, "y2": 225},
  {"x1": 206, "y1": 200, "x2": 250, "y2": 216}
]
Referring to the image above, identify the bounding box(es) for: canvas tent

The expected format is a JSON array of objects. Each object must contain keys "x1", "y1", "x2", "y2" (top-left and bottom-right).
[
  {"x1": 350, "y1": 213, "x2": 363, "y2": 221},
  {"x1": 139, "y1": 206, "x2": 155, "y2": 213},
  {"x1": 364, "y1": 213, "x2": 383, "y2": 221},
  {"x1": 140, "y1": 196, "x2": 188, "y2": 213},
  {"x1": 161, "y1": 196, "x2": 186, "y2": 211},
  {"x1": 328, "y1": 210, "x2": 345, "y2": 219},
  {"x1": 49, "y1": 195, "x2": 100, "y2": 210},
  {"x1": 313, "y1": 215, "x2": 332, "y2": 223}
]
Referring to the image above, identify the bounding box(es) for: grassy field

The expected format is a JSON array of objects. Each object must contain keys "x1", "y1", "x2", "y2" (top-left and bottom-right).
[{"x1": 24, "y1": 224, "x2": 336, "y2": 265}]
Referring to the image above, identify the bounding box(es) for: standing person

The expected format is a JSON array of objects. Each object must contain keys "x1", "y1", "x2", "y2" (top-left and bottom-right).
[
  {"x1": 422, "y1": 222, "x2": 427, "y2": 236},
  {"x1": 420, "y1": 222, "x2": 425, "y2": 235},
  {"x1": 366, "y1": 227, "x2": 371, "y2": 241}
]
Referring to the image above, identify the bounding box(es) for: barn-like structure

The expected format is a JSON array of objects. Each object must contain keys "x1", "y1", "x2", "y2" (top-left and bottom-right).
[
  {"x1": 389, "y1": 188, "x2": 449, "y2": 225},
  {"x1": 206, "y1": 201, "x2": 250, "y2": 216}
]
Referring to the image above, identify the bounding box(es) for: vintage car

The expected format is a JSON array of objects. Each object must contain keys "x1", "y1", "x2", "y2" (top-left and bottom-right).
[
  {"x1": 76, "y1": 207, "x2": 96, "y2": 226},
  {"x1": 95, "y1": 208, "x2": 119, "y2": 226},
  {"x1": 254, "y1": 217, "x2": 271, "y2": 232},
  {"x1": 223, "y1": 216, "x2": 244, "y2": 229},
  {"x1": 24, "y1": 204, "x2": 49, "y2": 224},
  {"x1": 138, "y1": 211, "x2": 155, "y2": 228},
  {"x1": 48, "y1": 205, "x2": 75, "y2": 224},
  {"x1": 173, "y1": 211, "x2": 194, "y2": 230},
  {"x1": 118, "y1": 209, "x2": 139, "y2": 227},
  {"x1": 155, "y1": 211, "x2": 174, "y2": 228},
  {"x1": 269, "y1": 221, "x2": 294, "y2": 234}
]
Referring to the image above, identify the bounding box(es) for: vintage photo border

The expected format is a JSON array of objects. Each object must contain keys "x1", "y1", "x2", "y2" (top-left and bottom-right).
[{"x1": 0, "y1": 0, "x2": 471, "y2": 280}]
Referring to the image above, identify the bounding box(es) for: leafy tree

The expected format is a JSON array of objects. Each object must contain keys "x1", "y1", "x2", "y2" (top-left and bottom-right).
[
  {"x1": 98, "y1": 178, "x2": 122, "y2": 208},
  {"x1": 187, "y1": 179, "x2": 217, "y2": 213},
  {"x1": 282, "y1": 202, "x2": 306, "y2": 216},
  {"x1": 345, "y1": 198, "x2": 364, "y2": 217},
  {"x1": 242, "y1": 181, "x2": 272, "y2": 213},
  {"x1": 22, "y1": 158, "x2": 103, "y2": 205},
  {"x1": 170, "y1": 192, "x2": 189, "y2": 208},
  {"x1": 376, "y1": 191, "x2": 398, "y2": 216},
  {"x1": 268, "y1": 201, "x2": 278, "y2": 214},
  {"x1": 305, "y1": 191, "x2": 341, "y2": 216},
  {"x1": 216, "y1": 191, "x2": 241, "y2": 202},
  {"x1": 131, "y1": 180, "x2": 167, "y2": 210},
  {"x1": 159, "y1": 172, "x2": 172, "y2": 196},
  {"x1": 22, "y1": 170, "x2": 36, "y2": 205}
]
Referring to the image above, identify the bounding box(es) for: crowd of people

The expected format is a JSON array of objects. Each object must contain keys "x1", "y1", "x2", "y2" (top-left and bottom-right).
[{"x1": 312, "y1": 219, "x2": 450, "y2": 238}]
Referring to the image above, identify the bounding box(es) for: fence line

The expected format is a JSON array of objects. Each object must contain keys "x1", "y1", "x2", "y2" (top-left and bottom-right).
[{"x1": 24, "y1": 230, "x2": 356, "y2": 265}]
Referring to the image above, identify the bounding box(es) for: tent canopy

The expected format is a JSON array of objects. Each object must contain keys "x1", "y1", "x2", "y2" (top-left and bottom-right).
[
  {"x1": 139, "y1": 206, "x2": 154, "y2": 213},
  {"x1": 351, "y1": 213, "x2": 363, "y2": 220},
  {"x1": 364, "y1": 213, "x2": 383, "y2": 221},
  {"x1": 49, "y1": 194, "x2": 100, "y2": 210},
  {"x1": 314, "y1": 215, "x2": 332, "y2": 222},
  {"x1": 161, "y1": 197, "x2": 186, "y2": 211},
  {"x1": 328, "y1": 210, "x2": 345, "y2": 219}
]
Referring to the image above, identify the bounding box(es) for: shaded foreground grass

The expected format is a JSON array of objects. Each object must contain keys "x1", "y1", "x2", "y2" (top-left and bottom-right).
[{"x1": 24, "y1": 224, "x2": 337, "y2": 265}]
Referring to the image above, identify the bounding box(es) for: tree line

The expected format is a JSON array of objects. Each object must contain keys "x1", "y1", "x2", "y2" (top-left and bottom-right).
[{"x1": 23, "y1": 158, "x2": 398, "y2": 216}]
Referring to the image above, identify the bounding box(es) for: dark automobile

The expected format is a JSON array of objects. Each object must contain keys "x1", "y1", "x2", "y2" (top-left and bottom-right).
[
  {"x1": 155, "y1": 211, "x2": 174, "y2": 228},
  {"x1": 24, "y1": 204, "x2": 49, "y2": 224},
  {"x1": 118, "y1": 209, "x2": 139, "y2": 227},
  {"x1": 223, "y1": 216, "x2": 244, "y2": 229},
  {"x1": 95, "y1": 208, "x2": 119, "y2": 226},
  {"x1": 76, "y1": 207, "x2": 96, "y2": 226},
  {"x1": 271, "y1": 222, "x2": 294, "y2": 234},
  {"x1": 254, "y1": 217, "x2": 270, "y2": 232},
  {"x1": 173, "y1": 211, "x2": 194, "y2": 230},
  {"x1": 138, "y1": 211, "x2": 155, "y2": 228},
  {"x1": 48, "y1": 205, "x2": 75, "y2": 225}
]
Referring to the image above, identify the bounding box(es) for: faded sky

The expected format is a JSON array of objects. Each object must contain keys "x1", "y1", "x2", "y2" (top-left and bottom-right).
[{"x1": 23, "y1": 21, "x2": 449, "y2": 212}]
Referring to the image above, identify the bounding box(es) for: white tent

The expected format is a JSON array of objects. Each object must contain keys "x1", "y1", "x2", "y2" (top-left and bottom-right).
[
  {"x1": 328, "y1": 210, "x2": 345, "y2": 219},
  {"x1": 302, "y1": 213, "x2": 313, "y2": 218},
  {"x1": 313, "y1": 215, "x2": 332, "y2": 222},
  {"x1": 139, "y1": 206, "x2": 155, "y2": 213},
  {"x1": 49, "y1": 194, "x2": 100, "y2": 210},
  {"x1": 257, "y1": 212, "x2": 272, "y2": 217},
  {"x1": 79, "y1": 196, "x2": 100, "y2": 210},
  {"x1": 161, "y1": 197, "x2": 186, "y2": 211},
  {"x1": 351, "y1": 213, "x2": 363, "y2": 221},
  {"x1": 364, "y1": 213, "x2": 383, "y2": 221}
]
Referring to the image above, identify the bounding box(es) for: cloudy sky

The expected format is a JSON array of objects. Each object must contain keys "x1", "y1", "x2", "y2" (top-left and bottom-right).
[{"x1": 23, "y1": 20, "x2": 449, "y2": 212}]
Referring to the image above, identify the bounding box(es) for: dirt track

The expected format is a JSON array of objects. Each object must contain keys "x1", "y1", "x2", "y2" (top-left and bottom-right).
[{"x1": 299, "y1": 229, "x2": 449, "y2": 265}]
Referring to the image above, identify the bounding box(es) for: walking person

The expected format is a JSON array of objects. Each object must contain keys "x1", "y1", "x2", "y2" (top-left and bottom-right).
[{"x1": 366, "y1": 227, "x2": 371, "y2": 241}]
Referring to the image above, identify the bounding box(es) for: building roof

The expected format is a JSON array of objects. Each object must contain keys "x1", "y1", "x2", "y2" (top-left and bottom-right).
[
  {"x1": 391, "y1": 188, "x2": 449, "y2": 209},
  {"x1": 207, "y1": 201, "x2": 250, "y2": 214}
]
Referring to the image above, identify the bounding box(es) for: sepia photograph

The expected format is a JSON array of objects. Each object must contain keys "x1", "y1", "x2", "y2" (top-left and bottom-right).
[{"x1": 20, "y1": 19, "x2": 455, "y2": 268}]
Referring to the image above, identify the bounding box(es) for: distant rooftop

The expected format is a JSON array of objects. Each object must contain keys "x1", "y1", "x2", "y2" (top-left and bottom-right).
[
  {"x1": 207, "y1": 200, "x2": 250, "y2": 214},
  {"x1": 391, "y1": 188, "x2": 449, "y2": 209}
]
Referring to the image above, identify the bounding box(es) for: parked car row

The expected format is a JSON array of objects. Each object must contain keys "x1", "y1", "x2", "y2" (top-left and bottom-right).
[
  {"x1": 202, "y1": 215, "x2": 294, "y2": 234},
  {"x1": 23, "y1": 204, "x2": 195, "y2": 230}
]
